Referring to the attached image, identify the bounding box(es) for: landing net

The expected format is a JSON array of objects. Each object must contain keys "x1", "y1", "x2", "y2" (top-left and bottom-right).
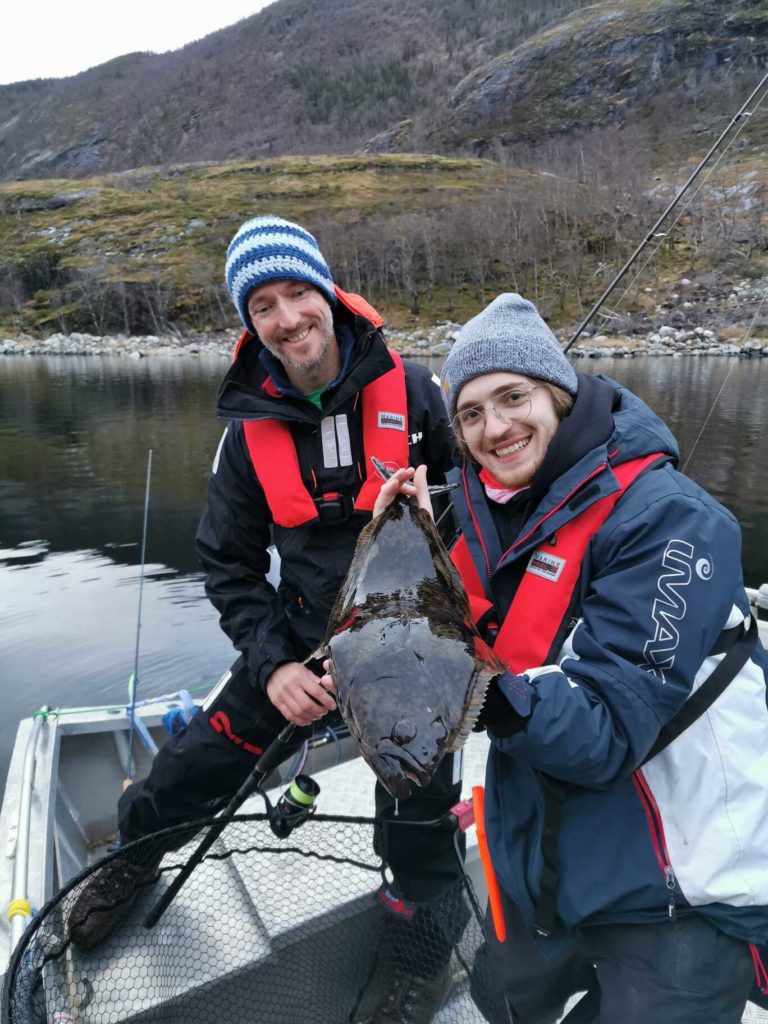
[{"x1": 3, "y1": 813, "x2": 491, "y2": 1023}]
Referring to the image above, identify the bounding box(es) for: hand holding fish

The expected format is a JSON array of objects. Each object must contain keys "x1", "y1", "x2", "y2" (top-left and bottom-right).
[
  {"x1": 266, "y1": 661, "x2": 337, "y2": 725},
  {"x1": 372, "y1": 464, "x2": 434, "y2": 518}
]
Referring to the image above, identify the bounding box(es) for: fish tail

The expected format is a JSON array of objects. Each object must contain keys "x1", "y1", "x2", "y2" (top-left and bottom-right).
[{"x1": 371, "y1": 456, "x2": 457, "y2": 494}]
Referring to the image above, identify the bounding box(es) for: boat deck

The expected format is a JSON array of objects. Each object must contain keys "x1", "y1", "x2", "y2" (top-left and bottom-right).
[{"x1": 1, "y1": 612, "x2": 767, "y2": 1021}]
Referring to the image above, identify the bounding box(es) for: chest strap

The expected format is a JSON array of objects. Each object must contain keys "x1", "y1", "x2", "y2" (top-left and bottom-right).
[{"x1": 495, "y1": 453, "x2": 666, "y2": 670}]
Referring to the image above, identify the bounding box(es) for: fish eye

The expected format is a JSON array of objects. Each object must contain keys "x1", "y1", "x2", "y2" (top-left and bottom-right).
[
  {"x1": 392, "y1": 719, "x2": 416, "y2": 744},
  {"x1": 430, "y1": 717, "x2": 448, "y2": 741}
]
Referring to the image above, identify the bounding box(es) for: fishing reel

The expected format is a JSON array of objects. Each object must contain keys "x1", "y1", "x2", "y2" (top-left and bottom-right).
[{"x1": 264, "y1": 774, "x2": 321, "y2": 838}]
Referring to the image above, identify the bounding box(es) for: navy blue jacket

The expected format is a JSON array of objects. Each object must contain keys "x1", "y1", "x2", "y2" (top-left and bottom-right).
[{"x1": 451, "y1": 373, "x2": 768, "y2": 945}]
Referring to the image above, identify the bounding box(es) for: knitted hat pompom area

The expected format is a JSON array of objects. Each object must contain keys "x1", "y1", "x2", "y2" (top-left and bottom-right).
[
  {"x1": 440, "y1": 293, "x2": 578, "y2": 420},
  {"x1": 225, "y1": 216, "x2": 336, "y2": 333}
]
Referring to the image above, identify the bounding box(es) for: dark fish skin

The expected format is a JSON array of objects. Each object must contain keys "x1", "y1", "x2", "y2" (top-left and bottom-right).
[{"x1": 323, "y1": 495, "x2": 506, "y2": 798}]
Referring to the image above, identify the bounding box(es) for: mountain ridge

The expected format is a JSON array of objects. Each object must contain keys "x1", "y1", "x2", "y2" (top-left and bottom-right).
[{"x1": 1, "y1": 0, "x2": 767, "y2": 337}]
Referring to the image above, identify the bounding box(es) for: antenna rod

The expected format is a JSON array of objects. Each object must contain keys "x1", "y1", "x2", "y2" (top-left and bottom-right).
[
  {"x1": 126, "y1": 449, "x2": 153, "y2": 777},
  {"x1": 565, "y1": 69, "x2": 768, "y2": 352}
]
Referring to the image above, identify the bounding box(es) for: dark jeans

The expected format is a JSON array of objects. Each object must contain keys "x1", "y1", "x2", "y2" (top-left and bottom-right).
[
  {"x1": 118, "y1": 655, "x2": 464, "y2": 904},
  {"x1": 471, "y1": 888, "x2": 754, "y2": 1024}
]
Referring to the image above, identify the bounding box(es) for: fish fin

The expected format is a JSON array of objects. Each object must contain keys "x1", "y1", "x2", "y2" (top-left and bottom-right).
[
  {"x1": 371, "y1": 456, "x2": 393, "y2": 481},
  {"x1": 444, "y1": 668, "x2": 495, "y2": 751},
  {"x1": 372, "y1": 456, "x2": 457, "y2": 495}
]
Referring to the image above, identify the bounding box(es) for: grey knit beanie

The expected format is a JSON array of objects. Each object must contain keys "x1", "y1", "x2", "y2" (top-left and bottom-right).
[
  {"x1": 225, "y1": 215, "x2": 336, "y2": 333},
  {"x1": 440, "y1": 293, "x2": 578, "y2": 419}
]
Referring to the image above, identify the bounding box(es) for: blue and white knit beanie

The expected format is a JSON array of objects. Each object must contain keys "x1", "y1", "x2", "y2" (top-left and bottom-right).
[
  {"x1": 225, "y1": 216, "x2": 336, "y2": 333},
  {"x1": 440, "y1": 293, "x2": 578, "y2": 420}
]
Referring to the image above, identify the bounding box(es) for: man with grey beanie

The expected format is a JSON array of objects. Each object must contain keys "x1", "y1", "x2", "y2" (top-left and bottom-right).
[
  {"x1": 69, "y1": 215, "x2": 468, "y2": 1024},
  {"x1": 375, "y1": 293, "x2": 767, "y2": 1021}
]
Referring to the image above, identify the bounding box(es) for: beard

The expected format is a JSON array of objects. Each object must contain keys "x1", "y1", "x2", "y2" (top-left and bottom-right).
[{"x1": 263, "y1": 305, "x2": 336, "y2": 375}]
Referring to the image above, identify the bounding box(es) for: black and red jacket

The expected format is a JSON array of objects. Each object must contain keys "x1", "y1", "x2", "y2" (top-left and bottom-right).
[{"x1": 195, "y1": 295, "x2": 455, "y2": 691}]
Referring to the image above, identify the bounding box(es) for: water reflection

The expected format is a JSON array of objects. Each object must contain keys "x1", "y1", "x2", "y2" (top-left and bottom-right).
[{"x1": 0, "y1": 354, "x2": 229, "y2": 572}]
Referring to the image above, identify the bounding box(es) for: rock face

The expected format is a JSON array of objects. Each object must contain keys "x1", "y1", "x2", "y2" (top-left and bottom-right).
[
  {"x1": 360, "y1": 120, "x2": 415, "y2": 155},
  {"x1": 433, "y1": 0, "x2": 768, "y2": 150}
]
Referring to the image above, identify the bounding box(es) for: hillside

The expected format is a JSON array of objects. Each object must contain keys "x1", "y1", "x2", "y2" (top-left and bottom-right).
[
  {"x1": 0, "y1": 154, "x2": 570, "y2": 335},
  {"x1": 3, "y1": 0, "x2": 767, "y2": 182},
  {"x1": 2, "y1": 143, "x2": 766, "y2": 340},
  {"x1": 0, "y1": 0, "x2": 585, "y2": 182},
  {"x1": 1, "y1": 0, "x2": 767, "y2": 339},
  {"x1": 433, "y1": 0, "x2": 768, "y2": 154}
]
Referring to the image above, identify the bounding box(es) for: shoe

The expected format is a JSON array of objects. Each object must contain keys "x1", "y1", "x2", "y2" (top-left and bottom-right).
[
  {"x1": 68, "y1": 855, "x2": 159, "y2": 950},
  {"x1": 360, "y1": 964, "x2": 452, "y2": 1024}
]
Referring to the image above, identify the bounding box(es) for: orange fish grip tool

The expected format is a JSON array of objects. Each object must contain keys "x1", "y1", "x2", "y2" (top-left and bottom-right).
[
  {"x1": 472, "y1": 785, "x2": 507, "y2": 943},
  {"x1": 442, "y1": 788, "x2": 507, "y2": 943}
]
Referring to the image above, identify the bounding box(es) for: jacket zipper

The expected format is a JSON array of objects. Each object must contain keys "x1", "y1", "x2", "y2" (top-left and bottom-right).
[
  {"x1": 632, "y1": 770, "x2": 677, "y2": 920},
  {"x1": 461, "y1": 463, "x2": 494, "y2": 584}
]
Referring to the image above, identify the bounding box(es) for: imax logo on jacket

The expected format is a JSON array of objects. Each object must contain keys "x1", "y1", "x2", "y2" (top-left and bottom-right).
[{"x1": 641, "y1": 539, "x2": 694, "y2": 683}]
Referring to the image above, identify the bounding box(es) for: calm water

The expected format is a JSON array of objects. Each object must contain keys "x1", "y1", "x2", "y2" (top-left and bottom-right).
[{"x1": 1, "y1": 353, "x2": 767, "y2": 790}]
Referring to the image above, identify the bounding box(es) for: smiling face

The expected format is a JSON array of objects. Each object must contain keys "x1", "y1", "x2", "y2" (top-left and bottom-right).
[
  {"x1": 457, "y1": 372, "x2": 561, "y2": 488},
  {"x1": 246, "y1": 279, "x2": 339, "y2": 392}
]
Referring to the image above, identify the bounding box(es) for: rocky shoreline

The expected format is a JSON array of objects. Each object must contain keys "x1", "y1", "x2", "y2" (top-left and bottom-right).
[
  {"x1": 3, "y1": 277, "x2": 768, "y2": 360},
  {"x1": 2, "y1": 322, "x2": 767, "y2": 360}
]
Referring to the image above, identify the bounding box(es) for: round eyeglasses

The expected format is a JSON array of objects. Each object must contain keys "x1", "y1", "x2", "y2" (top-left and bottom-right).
[{"x1": 452, "y1": 385, "x2": 544, "y2": 439}]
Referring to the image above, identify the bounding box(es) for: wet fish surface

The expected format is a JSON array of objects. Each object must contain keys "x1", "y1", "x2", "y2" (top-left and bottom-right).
[{"x1": 323, "y1": 475, "x2": 505, "y2": 798}]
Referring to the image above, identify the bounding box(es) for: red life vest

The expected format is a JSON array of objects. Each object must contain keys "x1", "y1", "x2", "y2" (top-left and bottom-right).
[
  {"x1": 237, "y1": 284, "x2": 408, "y2": 527},
  {"x1": 451, "y1": 453, "x2": 665, "y2": 672}
]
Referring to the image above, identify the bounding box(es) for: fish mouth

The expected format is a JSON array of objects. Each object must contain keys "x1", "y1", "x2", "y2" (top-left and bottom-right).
[{"x1": 374, "y1": 739, "x2": 437, "y2": 798}]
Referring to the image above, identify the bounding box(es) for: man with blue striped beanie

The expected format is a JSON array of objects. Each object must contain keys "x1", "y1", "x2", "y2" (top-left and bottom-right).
[
  {"x1": 224, "y1": 215, "x2": 341, "y2": 390},
  {"x1": 225, "y1": 215, "x2": 336, "y2": 330},
  {"x1": 73, "y1": 213, "x2": 463, "y2": 1024}
]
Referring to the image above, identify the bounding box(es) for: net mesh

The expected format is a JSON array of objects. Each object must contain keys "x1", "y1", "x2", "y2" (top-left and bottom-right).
[{"x1": 3, "y1": 812, "x2": 490, "y2": 1024}]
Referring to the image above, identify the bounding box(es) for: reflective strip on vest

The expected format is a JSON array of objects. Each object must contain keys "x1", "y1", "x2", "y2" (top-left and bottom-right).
[
  {"x1": 453, "y1": 453, "x2": 665, "y2": 672},
  {"x1": 242, "y1": 350, "x2": 409, "y2": 528}
]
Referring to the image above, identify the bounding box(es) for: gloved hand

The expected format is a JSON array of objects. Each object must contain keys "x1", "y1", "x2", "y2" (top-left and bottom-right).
[{"x1": 478, "y1": 671, "x2": 536, "y2": 738}]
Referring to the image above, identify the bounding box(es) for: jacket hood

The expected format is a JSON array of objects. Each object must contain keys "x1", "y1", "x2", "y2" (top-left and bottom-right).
[
  {"x1": 601, "y1": 374, "x2": 679, "y2": 466},
  {"x1": 514, "y1": 371, "x2": 679, "y2": 514}
]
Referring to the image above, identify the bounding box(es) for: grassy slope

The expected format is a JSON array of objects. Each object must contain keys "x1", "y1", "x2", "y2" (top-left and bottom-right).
[{"x1": 0, "y1": 154, "x2": 515, "y2": 333}]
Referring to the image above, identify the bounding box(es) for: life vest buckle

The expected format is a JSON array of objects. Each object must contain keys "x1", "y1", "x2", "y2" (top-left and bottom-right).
[{"x1": 315, "y1": 493, "x2": 355, "y2": 523}]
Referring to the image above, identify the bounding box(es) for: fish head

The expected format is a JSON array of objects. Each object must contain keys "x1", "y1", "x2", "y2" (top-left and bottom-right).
[{"x1": 326, "y1": 620, "x2": 488, "y2": 799}]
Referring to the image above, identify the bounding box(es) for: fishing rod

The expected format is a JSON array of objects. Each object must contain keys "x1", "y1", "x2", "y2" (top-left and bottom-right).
[
  {"x1": 565, "y1": 68, "x2": 768, "y2": 352},
  {"x1": 125, "y1": 449, "x2": 153, "y2": 780},
  {"x1": 143, "y1": 643, "x2": 330, "y2": 926},
  {"x1": 144, "y1": 722, "x2": 297, "y2": 928}
]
